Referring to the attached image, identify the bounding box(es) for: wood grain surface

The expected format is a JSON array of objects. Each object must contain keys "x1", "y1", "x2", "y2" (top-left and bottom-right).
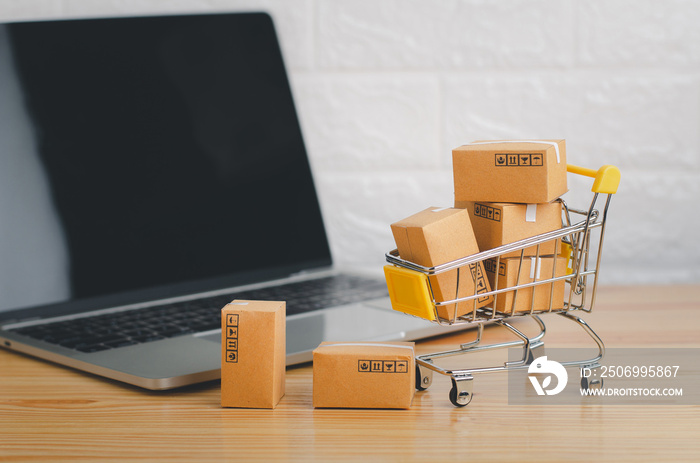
[{"x1": 1, "y1": 285, "x2": 698, "y2": 462}]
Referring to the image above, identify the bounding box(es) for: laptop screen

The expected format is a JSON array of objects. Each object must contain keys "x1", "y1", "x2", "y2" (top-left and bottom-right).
[{"x1": 0, "y1": 13, "x2": 331, "y2": 315}]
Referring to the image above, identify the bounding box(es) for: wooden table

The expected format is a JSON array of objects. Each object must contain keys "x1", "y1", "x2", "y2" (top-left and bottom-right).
[{"x1": 1, "y1": 285, "x2": 699, "y2": 461}]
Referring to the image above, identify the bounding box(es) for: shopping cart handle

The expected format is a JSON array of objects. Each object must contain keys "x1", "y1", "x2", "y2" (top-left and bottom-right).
[{"x1": 567, "y1": 164, "x2": 620, "y2": 195}]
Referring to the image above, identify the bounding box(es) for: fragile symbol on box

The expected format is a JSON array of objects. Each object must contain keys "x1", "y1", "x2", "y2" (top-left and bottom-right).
[
  {"x1": 359, "y1": 359, "x2": 409, "y2": 373},
  {"x1": 395, "y1": 361, "x2": 408, "y2": 373},
  {"x1": 468, "y1": 263, "x2": 482, "y2": 280},
  {"x1": 484, "y1": 259, "x2": 497, "y2": 274},
  {"x1": 495, "y1": 153, "x2": 542, "y2": 167},
  {"x1": 225, "y1": 312, "x2": 239, "y2": 363},
  {"x1": 476, "y1": 281, "x2": 489, "y2": 303},
  {"x1": 468, "y1": 263, "x2": 490, "y2": 303},
  {"x1": 474, "y1": 203, "x2": 501, "y2": 222},
  {"x1": 485, "y1": 259, "x2": 507, "y2": 277}
]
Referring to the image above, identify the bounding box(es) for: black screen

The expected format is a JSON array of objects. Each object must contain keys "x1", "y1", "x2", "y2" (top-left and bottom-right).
[{"x1": 0, "y1": 13, "x2": 331, "y2": 314}]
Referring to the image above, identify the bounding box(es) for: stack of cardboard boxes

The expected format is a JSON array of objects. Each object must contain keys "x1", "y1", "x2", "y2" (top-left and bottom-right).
[
  {"x1": 221, "y1": 139, "x2": 573, "y2": 411},
  {"x1": 391, "y1": 140, "x2": 570, "y2": 318}
]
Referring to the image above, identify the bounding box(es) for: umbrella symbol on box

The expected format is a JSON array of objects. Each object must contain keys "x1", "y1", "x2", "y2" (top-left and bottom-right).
[{"x1": 360, "y1": 361, "x2": 370, "y2": 371}]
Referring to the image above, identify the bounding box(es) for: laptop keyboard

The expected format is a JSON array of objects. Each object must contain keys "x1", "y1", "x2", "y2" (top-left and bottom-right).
[{"x1": 9, "y1": 275, "x2": 388, "y2": 354}]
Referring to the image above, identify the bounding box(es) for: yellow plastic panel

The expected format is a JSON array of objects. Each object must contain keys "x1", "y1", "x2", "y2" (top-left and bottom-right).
[
  {"x1": 383, "y1": 265, "x2": 436, "y2": 321},
  {"x1": 560, "y1": 241, "x2": 574, "y2": 275}
]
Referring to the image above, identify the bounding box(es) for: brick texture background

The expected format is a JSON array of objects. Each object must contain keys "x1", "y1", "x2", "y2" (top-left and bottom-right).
[{"x1": 3, "y1": 0, "x2": 699, "y2": 284}]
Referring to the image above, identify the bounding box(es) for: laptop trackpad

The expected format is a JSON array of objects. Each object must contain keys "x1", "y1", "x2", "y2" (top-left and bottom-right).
[{"x1": 286, "y1": 304, "x2": 430, "y2": 355}]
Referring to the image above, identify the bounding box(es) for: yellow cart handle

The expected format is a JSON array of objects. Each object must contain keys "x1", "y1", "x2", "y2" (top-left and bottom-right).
[{"x1": 567, "y1": 164, "x2": 620, "y2": 195}]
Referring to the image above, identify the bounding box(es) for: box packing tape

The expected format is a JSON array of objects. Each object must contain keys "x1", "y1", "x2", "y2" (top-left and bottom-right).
[
  {"x1": 525, "y1": 204, "x2": 537, "y2": 222},
  {"x1": 529, "y1": 257, "x2": 542, "y2": 279}
]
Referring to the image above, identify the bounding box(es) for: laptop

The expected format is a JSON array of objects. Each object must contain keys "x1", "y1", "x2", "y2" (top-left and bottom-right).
[{"x1": 0, "y1": 12, "x2": 450, "y2": 390}]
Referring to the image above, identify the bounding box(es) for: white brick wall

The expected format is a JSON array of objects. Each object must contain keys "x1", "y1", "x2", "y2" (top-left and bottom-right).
[{"x1": 2, "y1": 0, "x2": 699, "y2": 284}]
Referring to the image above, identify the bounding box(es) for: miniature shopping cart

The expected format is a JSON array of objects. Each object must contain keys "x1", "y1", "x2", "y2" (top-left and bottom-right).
[{"x1": 383, "y1": 164, "x2": 620, "y2": 406}]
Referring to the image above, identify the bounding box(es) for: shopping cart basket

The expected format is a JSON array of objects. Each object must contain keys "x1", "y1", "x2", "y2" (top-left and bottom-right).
[{"x1": 384, "y1": 164, "x2": 620, "y2": 406}]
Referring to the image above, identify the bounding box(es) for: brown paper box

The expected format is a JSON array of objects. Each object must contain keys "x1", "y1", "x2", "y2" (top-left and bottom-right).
[
  {"x1": 221, "y1": 300, "x2": 285, "y2": 409},
  {"x1": 455, "y1": 201, "x2": 562, "y2": 257},
  {"x1": 313, "y1": 342, "x2": 415, "y2": 409},
  {"x1": 453, "y1": 140, "x2": 567, "y2": 204},
  {"x1": 484, "y1": 256, "x2": 566, "y2": 313},
  {"x1": 390, "y1": 207, "x2": 493, "y2": 321}
]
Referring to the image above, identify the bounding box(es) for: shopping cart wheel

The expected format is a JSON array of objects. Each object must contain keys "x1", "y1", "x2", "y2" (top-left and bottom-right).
[
  {"x1": 415, "y1": 364, "x2": 433, "y2": 391},
  {"x1": 449, "y1": 376, "x2": 474, "y2": 407},
  {"x1": 580, "y1": 376, "x2": 604, "y2": 391}
]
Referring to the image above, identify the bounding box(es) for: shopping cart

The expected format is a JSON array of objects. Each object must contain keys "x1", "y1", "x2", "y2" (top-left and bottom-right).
[{"x1": 383, "y1": 164, "x2": 620, "y2": 406}]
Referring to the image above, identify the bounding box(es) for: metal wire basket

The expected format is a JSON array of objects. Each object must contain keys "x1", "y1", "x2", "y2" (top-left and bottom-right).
[{"x1": 383, "y1": 164, "x2": 620, "y2": 406}]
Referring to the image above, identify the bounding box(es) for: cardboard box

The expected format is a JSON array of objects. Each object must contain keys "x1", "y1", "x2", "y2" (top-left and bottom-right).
[
  {"x1": 390, "y1": 207, "x2": 493, "y2": 321},
  {"x1": 221, "y1": 300, "x2": 285, "y2": 409},
  {"x1": 313, "y1": 342, "x2": 415, "y2": 409},
  {"x1": 455, "y1": 201, "x2": 562, "y2": 257},
  {"x1": 483, "y1": 256, "x2": 567, "y2": 314},
  {"x1": 452, "y1": 140, "x2": 567, "y2": 203}
]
